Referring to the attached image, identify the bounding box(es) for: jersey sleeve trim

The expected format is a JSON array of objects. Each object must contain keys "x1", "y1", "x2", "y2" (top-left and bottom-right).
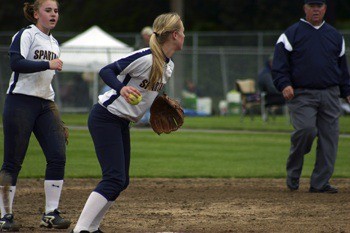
[
  {"x1": 116, "y1": 49, "x2": 152, "y2": 75},
  {"x1": 340, "y1": 38, "x2": 345, "y2": 57},
  {"x1": 276, "y1": 33, "x2": 293, "y2": 52},
  {"x1": 8, "y1": 28, "x2": 28, "y2": 56}
]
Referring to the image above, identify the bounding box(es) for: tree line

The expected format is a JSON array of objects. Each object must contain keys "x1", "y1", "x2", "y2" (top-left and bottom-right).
[{"x1": 1, "y1": 0, "x2": 350, "y2": 33}]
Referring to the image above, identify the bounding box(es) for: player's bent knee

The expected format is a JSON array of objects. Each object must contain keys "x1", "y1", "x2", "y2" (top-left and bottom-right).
[{"x1": 95, "y1": 177, "x2": 128, "y2": 201}]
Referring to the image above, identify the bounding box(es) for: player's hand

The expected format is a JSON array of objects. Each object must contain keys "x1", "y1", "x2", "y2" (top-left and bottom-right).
[
  {"x1": 120, "y1": 86, "x2": 141, "y2": 103},
  {"x1": 282, "y1": 86, "x2": 294, "y2": 100},
  {"x1": 49, "y1": 58, "x2": 63, "y2": 71}
]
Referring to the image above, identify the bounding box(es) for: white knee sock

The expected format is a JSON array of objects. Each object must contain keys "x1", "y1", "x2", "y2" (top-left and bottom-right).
[
  {"x1": 0, "y1": 186, "x2": 16, "y2": 217},
  {"x1": 88, "y1": 201, "x2": 114, "y2": 232},
  {"x1": 44, "y1": 180, "x2": 63, "y2": 214},
  {"x1": 73, "y1": 191, "x2": 108, "y2": 232}
]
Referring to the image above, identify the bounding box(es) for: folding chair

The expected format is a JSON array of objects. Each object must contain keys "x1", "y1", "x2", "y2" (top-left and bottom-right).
[{"x1": 235, "y1": 79, "x2": 261, "y2": 121}]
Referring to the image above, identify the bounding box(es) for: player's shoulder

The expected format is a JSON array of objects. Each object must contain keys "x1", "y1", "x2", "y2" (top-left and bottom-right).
[
  {"x1": 132, "y1": 48, "x2": 152, "y2": 59},
  {"x1": 21, "y1": 24, "x2": 38, "y2": 36},
  {"x1": 13, "y1": 25, "x2": 34, "y2": 39},
  {"x1": 113, "y1": 48, "x2": 152, "y2": 73},
  {"x1": 10, "y1": 26, "x2": 34, "y2": 47},
  {"x1": 126, "y1": 48, "x2": 152, "y2": 64}
]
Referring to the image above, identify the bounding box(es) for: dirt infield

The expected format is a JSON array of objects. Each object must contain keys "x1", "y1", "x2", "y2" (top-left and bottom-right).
[{"x1": 12, "y1": 178, "x2": 350, "y2": 233}]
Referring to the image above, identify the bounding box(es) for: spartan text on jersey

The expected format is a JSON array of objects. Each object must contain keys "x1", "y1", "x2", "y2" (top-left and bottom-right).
[
  {"x1": 34, "y1": 50, "x2": 58, "y2": 60},
  {"x1": 139, "y1": 79, "x2": 165, "y2": 91}
]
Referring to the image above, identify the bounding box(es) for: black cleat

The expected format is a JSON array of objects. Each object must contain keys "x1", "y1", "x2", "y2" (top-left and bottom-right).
[
  {"x1": 286, "y1": 177, "x2": 299, "y2": 191},
  {"x1": 92, "y1": 229, "x2": 104, "y2": 233},
  {"x1": 309, "y1": 184, "x2": 338, "y2": 194},
  {"x1": 40, "y1": 209, "x2": 71, "y2": 229},
  {"x1": 0, "y1": 214, "x2": 20, "y2": 231}
]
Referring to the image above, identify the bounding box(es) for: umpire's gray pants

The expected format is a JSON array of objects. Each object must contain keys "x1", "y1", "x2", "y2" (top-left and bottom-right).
[{"x1": 287, "y1": 86, "x2": 341, "y2": 189}]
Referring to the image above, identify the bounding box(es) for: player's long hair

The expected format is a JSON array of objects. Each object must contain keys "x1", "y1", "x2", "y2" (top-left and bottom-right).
[
  {"x1": 23, "y1": 0, "x2": 59, "y2": 23},
  {"x1": 148, "y1": 13, "x2": 182, "y2": 90}
]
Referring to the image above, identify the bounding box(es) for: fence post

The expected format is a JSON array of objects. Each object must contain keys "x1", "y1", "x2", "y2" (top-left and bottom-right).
[
  {"x1": 257, "y1": 32, "x2": 264, "y2": 76},
  {"x1": 93, "y1": 72, "x2": 98, "y2": 105},
  {"x1": 192, "y1": 32, "x2": 198, "y2": 85},
  {"x1": 220, "y1": 47, "x2": 228, "y2": 95},
  {"x1": 0, "y1": 64, "x2": 3, "y2": 109}
]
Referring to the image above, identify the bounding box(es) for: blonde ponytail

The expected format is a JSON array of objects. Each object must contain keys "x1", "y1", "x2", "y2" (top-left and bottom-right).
[{"x1": 148, "y1": 13, "x2": 181, "y2": 90}]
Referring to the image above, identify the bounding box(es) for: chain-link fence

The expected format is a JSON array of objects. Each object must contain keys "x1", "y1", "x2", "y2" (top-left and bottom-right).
[{"x1": 1, "y1": 30, "x2": 350, "y2": 114}]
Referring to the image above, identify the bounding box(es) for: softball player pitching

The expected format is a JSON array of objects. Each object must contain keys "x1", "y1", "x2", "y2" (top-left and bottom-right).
[
  {"x1": 70, "y1": 13, "x2": 185, "y2": 233},
  {"x1": 0, "y1": 0, "x2": 71, "y2": 231}
]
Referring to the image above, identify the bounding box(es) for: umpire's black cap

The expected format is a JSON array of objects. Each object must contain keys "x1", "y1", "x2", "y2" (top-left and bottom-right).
[{"x1": 305, "y1": 0, "x2": 326, "y2": 4}]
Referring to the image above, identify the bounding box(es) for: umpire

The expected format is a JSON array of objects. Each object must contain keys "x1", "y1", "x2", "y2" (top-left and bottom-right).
[{"x1": 272, "y1": 0, "x2": 350, "y2": 193}]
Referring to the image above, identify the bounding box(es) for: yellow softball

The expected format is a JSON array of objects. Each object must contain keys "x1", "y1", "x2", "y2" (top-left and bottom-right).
[{"x1": 129, "y1": 93, "x2": 142, "y2": 105}]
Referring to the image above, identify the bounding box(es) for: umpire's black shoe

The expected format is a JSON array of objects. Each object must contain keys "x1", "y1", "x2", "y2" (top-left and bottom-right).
[
  {"x1": 309, "y1": 184, "x2": 338, "y2": 194},
  {"x1": 286, "y1": 177, "x2": 299, "y2": 191},
  {"x1": 0, "y1": 213, "x2": 20, "y2": 231},
  {"x1": 40, "y1": 209, "x2": 71, "y2": 229}
]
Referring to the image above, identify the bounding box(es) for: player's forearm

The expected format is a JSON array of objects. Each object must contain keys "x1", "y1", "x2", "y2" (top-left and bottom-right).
[{"x1": 10, "y1": 53, "x2": 49, "y2": 73}]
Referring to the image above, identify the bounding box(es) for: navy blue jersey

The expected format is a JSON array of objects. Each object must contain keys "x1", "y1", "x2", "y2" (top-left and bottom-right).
[{"x1": 272, "y1": 19, "x2": 350, "y2": 98}]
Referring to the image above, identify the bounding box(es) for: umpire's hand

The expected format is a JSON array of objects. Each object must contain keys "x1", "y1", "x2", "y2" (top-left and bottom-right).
[{"x1": 282, "y1": 86, "x2": 294, "y2": 100}]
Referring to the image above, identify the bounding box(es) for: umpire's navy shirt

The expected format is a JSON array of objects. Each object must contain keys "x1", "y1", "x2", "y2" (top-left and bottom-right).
[{"x1": 272, "y1": 19, "x2": 350, "y2": 98}]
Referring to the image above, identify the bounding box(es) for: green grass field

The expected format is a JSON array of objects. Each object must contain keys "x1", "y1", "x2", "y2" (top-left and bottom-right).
[
  {"x1": 59, "y1": 113, "x2": 350, "y2": 134},
  {"x1": 0, "y1": 114, "x2": 349, "y2": 178}
]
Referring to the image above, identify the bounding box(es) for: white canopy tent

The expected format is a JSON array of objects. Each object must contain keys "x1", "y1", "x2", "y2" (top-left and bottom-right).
[
  {"x1": 58, "y1": 26, "x2": 134, "y2": 111},
  {"x1": 60, "y1": 25, "x2": 133, "y2": 72}
]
